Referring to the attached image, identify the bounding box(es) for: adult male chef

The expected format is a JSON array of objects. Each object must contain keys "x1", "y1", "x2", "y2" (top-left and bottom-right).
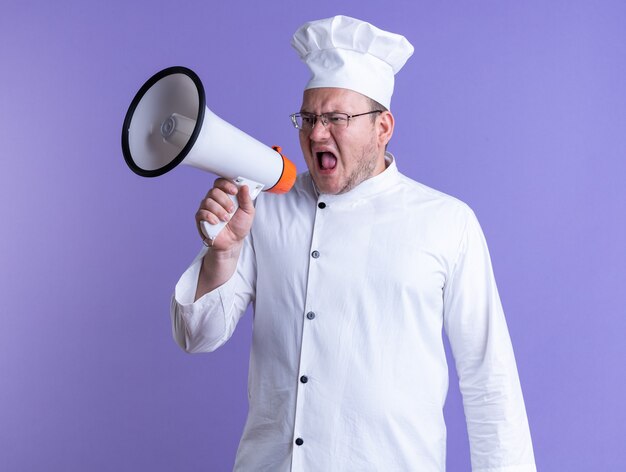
[{"x1": 171, "y1": 15, "x2": 536, "y2": 472}]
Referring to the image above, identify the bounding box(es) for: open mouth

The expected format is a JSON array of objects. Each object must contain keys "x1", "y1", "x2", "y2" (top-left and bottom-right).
[{"x1": 316, "y1": 151, "x2": 337, "y2": 170}]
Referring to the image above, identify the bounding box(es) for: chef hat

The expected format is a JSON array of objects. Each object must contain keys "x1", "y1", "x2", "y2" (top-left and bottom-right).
[{"x1": 291, "y1": 15, "x2": 414, "y2": 109}]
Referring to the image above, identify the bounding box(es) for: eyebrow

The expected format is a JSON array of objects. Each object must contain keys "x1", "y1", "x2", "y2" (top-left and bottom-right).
[{"x1": 299, "y1": 110, "x2": 344, "y2": 114}]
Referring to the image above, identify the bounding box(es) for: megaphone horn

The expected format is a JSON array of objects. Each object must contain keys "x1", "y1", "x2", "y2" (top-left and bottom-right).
[{"x1": 121, "y1": 66, "x2": 296, "y2": 240}]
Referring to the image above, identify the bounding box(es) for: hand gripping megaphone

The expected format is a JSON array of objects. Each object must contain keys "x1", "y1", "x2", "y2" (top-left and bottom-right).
[{"x1": 121, "y1": 66, "x2": 297, "y2": 241}]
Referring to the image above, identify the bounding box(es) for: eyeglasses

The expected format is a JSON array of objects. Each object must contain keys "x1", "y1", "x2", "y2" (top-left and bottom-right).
[{"x1": 290, "y1": 110, "x2": 382, "y2": 131}]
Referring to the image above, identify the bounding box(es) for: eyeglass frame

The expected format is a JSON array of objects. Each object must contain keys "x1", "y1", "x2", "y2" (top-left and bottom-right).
[{"x1": 290, "y1": 110, "x2": 383, "y2": 131}]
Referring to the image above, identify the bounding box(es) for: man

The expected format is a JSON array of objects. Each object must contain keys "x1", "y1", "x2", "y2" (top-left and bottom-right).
[{"x1": 171, "y1": 15, "x2": 536, "y2": 472}]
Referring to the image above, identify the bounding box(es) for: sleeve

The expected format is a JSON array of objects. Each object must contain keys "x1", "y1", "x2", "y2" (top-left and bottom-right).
[
  {"x1": 443, "y1": 209, "x2": 536, "y2": 472},
  {"x1": 170, "y1": 235, "x2": 256, "y2": 354}
]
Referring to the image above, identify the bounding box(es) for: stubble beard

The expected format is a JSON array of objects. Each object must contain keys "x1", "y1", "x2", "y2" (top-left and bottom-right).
[{"x1": 335, "y1": 137, "x2": 380, "y2": 195}]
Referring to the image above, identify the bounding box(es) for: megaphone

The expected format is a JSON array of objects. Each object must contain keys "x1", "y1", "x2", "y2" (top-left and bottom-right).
[{"x1": 121, "y1": 66, "x2": 297, "y2": 241}]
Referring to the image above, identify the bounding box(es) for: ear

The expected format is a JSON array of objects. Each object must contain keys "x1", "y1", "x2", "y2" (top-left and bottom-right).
[{"x1": 377, "y1": 111, "x2": 395, "y2": 147}]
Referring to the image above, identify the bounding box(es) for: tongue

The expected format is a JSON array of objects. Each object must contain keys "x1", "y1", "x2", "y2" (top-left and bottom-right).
[{"x1": 320, "y1": 152, "x2": 337, "y2": 170}]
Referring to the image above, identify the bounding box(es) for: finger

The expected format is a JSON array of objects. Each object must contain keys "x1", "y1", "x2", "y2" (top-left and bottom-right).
[
  {"x1": 202, "y1": 188, "x2": 236, "y2": 215},
  {"x1": 211, "y1": 178, "x2": 238, "y2": 197},
  {"x1": 197, "y1": 202, "x2": 232, "y2": 225}
]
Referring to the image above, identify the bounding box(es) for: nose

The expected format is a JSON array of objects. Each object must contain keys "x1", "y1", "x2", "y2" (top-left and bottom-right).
[{"x1": 309, "y1": 117, "x2": 330, "y2": 141}]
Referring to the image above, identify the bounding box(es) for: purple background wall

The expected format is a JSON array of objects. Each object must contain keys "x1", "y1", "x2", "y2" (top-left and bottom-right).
[{"x1": 1, "y1": 1, "x2": 625, "y2": 470}]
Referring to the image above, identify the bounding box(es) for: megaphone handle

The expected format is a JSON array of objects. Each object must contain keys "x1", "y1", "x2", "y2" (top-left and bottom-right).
[
  {"x1": 199, "y1": 177, "x2": 264, "y2": 242},
  {"x1": 199, "y1": 193, "x2": 237, "y2": 241}
]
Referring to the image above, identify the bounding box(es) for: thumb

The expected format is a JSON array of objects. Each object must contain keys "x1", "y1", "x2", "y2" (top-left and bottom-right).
[{"x1": 236, "y1": 185, "x2": 255, "y2": 214}]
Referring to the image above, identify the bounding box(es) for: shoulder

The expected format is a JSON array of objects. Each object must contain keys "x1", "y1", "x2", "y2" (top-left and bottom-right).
[
  {"x1": 392, "y1": 170, "x2": 476, "y2": 227},
  {"x1": 251, "y1": 172, "x2": 316, "y2": 234}
]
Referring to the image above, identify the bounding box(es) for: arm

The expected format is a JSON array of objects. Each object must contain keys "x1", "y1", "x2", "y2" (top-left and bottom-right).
[
  {"x1": 170, "y1": 179, "x2": 257, "y2": 353},
  {"x1": 194, "y1": 179, "x2": 256, "y2": 298},
  {"x1": 443, "y1": 210, "x2": 536, "y2": 472}
]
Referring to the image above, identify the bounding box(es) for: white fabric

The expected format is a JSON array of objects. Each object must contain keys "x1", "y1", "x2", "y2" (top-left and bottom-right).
[
  {"x1": 291, "y1": 16, "x2": 414, "y2": 109},
  {"x1": 171, "y1": 155, "x2": 536, "y2": 472}
]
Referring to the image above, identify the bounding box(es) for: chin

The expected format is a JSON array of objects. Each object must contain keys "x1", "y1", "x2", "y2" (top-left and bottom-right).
[{"x1": 312, "y1": 176, "x2": 342, "y2": 195}]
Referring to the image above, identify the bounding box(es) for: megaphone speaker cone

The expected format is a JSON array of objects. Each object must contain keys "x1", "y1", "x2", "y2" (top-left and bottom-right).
[{"x1": 121, "y1": 66, "x2": 205, "y2": 177}]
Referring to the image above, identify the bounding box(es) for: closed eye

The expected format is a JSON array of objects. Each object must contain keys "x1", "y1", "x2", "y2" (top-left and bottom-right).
[
  {"x1": 301, "y1": 114, "x2": 315, "y2": 125},
  {"x1": 327, "y1": 114, "x2": 347, "y2": 124}
]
